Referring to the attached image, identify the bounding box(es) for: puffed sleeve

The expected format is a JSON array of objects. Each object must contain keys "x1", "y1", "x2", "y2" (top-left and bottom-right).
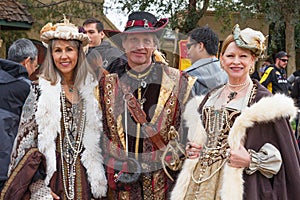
[
  {"x1": 245, "y1": 143, "x2": 282, "y2": 178},
  {"x1": 29, "y1": 179, "x2": 52, "y2": 200}
]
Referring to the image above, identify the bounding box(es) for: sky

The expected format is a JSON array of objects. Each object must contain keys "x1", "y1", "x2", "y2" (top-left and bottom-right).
[
  {"x1": 103, "y1": 0, "x2": 170, "y2": 31},
  {"x1": 103, "y1": 1, "x2": 127, "y2": 30}
]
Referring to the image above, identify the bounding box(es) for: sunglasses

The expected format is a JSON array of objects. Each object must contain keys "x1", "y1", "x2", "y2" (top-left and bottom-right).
[
  {"x1": 186, "y1": 42, "x2": 198, "y2": 50},
  {"x1": 280, "y1": 58, "x2": 289, "y2": 62}
]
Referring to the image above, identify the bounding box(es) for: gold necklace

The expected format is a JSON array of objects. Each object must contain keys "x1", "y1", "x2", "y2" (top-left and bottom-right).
[{"x1": 126, "y1": 64, "x2": 153, "y2": 88}]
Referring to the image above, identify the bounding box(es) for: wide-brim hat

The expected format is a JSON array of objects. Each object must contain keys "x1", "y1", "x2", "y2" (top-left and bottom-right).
[
  {"x1": 232, "y1": 24, "x2": 267, "y2": 57},
  {"x1": 40, "y1": 15, "x2": 90, "y2": 48},
  {"x1": 103, "y1": 11, "x2": 168, "y2": 49}
]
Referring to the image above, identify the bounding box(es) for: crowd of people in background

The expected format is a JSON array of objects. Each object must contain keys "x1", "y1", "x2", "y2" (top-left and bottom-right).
[{"x1": 0, "y1": 11, "x2": 299, "y2": 200}]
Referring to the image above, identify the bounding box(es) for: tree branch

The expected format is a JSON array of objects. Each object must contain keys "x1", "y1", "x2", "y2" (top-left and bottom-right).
[{"x1": 32, "y1": 0, "x2": 99, "y2": 8}]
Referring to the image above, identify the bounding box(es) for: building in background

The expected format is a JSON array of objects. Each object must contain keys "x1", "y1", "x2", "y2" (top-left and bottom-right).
[{"x1": 0, "y1": 0, "x2": 33, "y2": 58}]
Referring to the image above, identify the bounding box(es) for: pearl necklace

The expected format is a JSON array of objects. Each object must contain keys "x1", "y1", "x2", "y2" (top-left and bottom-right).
[
  {"x1": 206, "y1": 107, "x2": 229, "y2": 134},
  {"x1": 60, "y1": 88, "x2": 86, "y2": 200},
  {"x1": 226, "y1": 81, "x2": 250, "y2": 104},
  {"x1": 227, "y1": 81, "x2": 248, "y2": 88}
]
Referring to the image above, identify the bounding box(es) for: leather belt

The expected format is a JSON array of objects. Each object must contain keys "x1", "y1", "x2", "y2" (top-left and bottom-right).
[{"x1": 120, "y1": 82, "x2": 167, "y2": 150}]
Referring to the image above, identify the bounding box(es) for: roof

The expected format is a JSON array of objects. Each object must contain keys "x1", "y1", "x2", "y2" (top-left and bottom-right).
[{"x1": 0, "y1": 0, "x2": 33, "y2": 30}]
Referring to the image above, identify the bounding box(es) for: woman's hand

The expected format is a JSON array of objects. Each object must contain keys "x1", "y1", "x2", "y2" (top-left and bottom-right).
[
  {"x1": 185, "y1": 142, "x2": 202, "y2": 159},
  {"x1": 51, "y1": 191, "x2": 60, "y2": 199},
  {"x1": 227, "y1": 144, "x2": 251, "y2": 168}
]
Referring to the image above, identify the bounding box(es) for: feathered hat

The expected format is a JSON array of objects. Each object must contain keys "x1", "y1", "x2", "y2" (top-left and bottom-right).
[
  {"x1": 40, "y1": 14, "x2": 90, "y2": 48},
  {"x1": 232, "y1": 24, "x2": 267, "y2": 57}
]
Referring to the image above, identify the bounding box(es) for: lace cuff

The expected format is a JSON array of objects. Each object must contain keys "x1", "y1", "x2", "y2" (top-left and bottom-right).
[
  {"x1": 29, "y1": 179, "x2": 53, "y2": 200},
  {"x1": 245, "y1": 143, "x2": 282, "y2": 178}
]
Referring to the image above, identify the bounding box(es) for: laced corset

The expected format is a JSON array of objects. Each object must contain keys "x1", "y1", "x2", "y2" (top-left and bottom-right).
[{"x1": 195, "y1": 106, "x2": 241, "y2": 180}]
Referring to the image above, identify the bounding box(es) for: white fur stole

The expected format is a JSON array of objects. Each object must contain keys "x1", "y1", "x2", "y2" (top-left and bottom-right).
[{"x1": 35, "y1": 76, "x2": 107, "y2": 198}]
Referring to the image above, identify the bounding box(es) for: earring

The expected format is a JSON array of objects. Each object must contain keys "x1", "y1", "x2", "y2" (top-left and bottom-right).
[{"x1": 249, "y1": 66, "x2": 255, "y2": 74}]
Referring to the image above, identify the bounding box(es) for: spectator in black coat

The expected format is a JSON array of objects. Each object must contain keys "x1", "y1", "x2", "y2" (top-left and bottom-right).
[
  {"x1": 0, "y1": 38, "x2": 38, "y2": 191},
  {"x1": 290, "y1": 76, "x2": 300, "y2": 148},
  {"x1": 82, "y1": 18, "x2": 127, "y2": 73}
]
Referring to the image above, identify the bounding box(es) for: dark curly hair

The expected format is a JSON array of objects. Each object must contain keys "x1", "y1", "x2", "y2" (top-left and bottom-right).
[{"x1": 188, "y1": 26, "x2": 219, "y2": 55}]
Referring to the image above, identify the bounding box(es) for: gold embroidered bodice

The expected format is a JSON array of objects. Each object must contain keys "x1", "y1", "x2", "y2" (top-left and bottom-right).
[{"x1": 196, "y1": 106, "x2": 241, "y2": 180}]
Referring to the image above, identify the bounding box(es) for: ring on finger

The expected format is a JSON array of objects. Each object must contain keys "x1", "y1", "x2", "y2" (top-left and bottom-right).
[
  {"x1": 186, "y1": 143, "x2": 191, "y2": 150},
  {"x1": 226, "y1": 149, "x2": 231, "y2": 158}
]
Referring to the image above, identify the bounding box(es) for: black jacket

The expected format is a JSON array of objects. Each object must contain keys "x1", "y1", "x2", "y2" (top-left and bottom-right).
[
  {"x1": 87, "y1": 41, "x2": 127, "y2": 73},
  {"x1": 260, "y1": 64, "x2": 289, "y2": 95},
  {"x1": 291, "y1": 76, "x2": 300, "y2": 108},
  {"x1": 0, "y1": 58, "x2": 30, "y2": 191}
]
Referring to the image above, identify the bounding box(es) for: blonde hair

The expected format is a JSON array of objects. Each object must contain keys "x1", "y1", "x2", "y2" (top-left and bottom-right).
[
  {"x1": 220, "y1": 35, "x2": 234, "y2": 56},
  {"x1": 39, "y1": 39, "x2": 95, "y2": 87}
]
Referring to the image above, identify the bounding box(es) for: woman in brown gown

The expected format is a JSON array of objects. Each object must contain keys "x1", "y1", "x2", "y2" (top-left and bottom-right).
[{"x1": 1, "y1": 16, "x2": 107, "y2": 200}]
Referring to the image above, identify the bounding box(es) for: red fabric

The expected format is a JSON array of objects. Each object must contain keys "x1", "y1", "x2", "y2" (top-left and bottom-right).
[
  {"x1": 106, "y1": 157, "x2": 131, "y2": 191},
  {"x1": 125, "y1": 20, "x2": 154, "y2": 28}
]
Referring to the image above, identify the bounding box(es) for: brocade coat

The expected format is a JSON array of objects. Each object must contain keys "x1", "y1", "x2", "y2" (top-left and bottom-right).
[
  {"x1": 0, "y1": 76, "x2": 107, "y2": 200},
  {"x1": 99, "y1": 63, "x2": 195, "y2": 200}
]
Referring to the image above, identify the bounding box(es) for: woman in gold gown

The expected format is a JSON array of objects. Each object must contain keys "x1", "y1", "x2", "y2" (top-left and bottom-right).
[{"x1": 171, "y1": 24, "x2": 300, "y2": 200}]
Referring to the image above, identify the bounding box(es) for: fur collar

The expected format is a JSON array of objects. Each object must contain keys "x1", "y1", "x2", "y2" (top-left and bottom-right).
[
  {"x1": 35, "y1": 76, "x2": 107, "y2": 198},
  {"x1": 171, "y1": 93, "x2": 296, "y2": 200}
]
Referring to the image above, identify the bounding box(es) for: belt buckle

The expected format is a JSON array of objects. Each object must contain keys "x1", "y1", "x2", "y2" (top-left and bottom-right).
[{"x1": 129, "y1": 20, "x2": 135, "y2": 27}]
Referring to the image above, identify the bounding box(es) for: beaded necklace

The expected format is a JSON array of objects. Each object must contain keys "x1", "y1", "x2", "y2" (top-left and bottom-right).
[{"x1": 60, "y1": 88, "x2": 86, "y2": 200}]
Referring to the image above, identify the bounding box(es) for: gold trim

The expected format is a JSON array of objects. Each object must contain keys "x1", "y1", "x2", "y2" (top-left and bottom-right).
[
  {"x1": 94, "y1": 85, "x2": 101, "y2": 110},
  {"x1": 183, "y1": 76, "x2": 197, "y2": 104},
  {"x1": 0, "y1": 148, "x2": 40, "y2": 200},
  {"x1": 135, "y1": 87, "x2": 142, "y2": 159},
  {"x1": 150, "y1": 69, "x2": 175, "y2": 124},
  {"x1": 135, "y1": 123, "x2": 141, "y2": 159},
  {"x1": 126, "y1": 64, "x2": 153, "y2": 80},
  {"x1": 117, "y1": 115, "x2": 125, "y2": 149}
]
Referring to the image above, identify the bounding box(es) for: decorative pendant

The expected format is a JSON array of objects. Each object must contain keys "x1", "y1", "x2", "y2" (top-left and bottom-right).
[
  {"x1": 69, "y1": 86, "x2": 74, "y2": 93},
  {"x1": 227, "y1": 91, "x2": 237, "y2": 103},
  {"x1": 140, "y1": 80, "x2": 147, "y2": 88}
]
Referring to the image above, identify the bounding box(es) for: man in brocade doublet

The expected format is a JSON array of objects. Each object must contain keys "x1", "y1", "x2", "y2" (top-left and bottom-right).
[{"x1": 99, "y1": 11, "x2": 196, "y2": 199}]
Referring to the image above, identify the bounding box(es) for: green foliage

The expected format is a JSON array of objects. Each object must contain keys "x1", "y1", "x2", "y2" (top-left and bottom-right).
[
  {"x1": 296, "y1": 23, "x2": 300, "y2": 49},
  {"x1": 19, "y1": 0, "x2": 104, "y2": 26},
  {"x1": 119, "y1": 0, "x2": 187, "y2": 15},
  {"x1": 1, "y1": 0, "x2": 105, "y2": 49},
  {"x1": 211, "y1": 0, "x2": 300, "y2": 54},
  {"x1": 118, "y1": 0, "x2": 209, "y2": 33},
  {"x1": 0, "y1": 31, "x2": 28, "y2": 55},
  {"x1": 291, "y1": 119, "x2": 296, "y2": 131}
]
